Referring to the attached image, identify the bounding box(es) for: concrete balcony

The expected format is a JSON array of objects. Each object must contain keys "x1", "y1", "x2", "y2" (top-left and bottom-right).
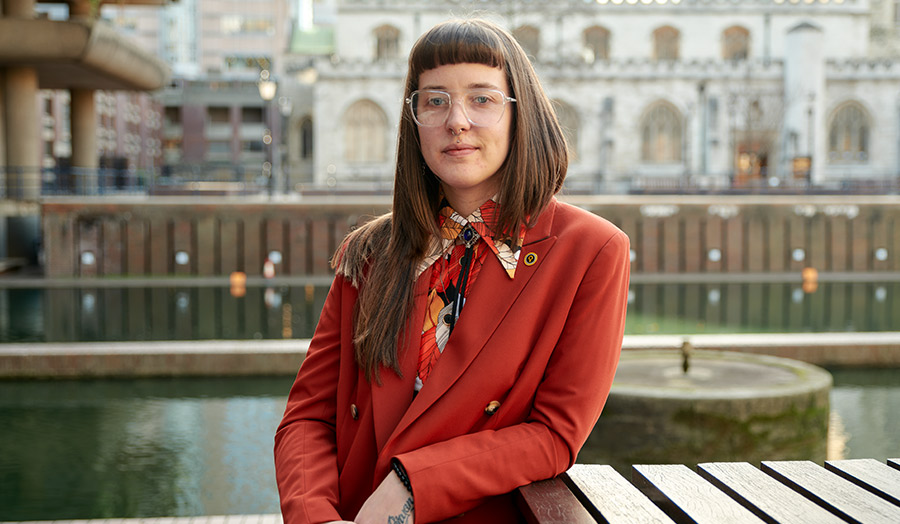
[{"x1": 0, "y1": 17, "x2": 169, "y2": 91}]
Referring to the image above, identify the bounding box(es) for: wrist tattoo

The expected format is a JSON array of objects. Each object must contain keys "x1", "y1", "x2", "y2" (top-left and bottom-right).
[{"x1": 387, "y1": 496, "x2": 414, "y2": 524}]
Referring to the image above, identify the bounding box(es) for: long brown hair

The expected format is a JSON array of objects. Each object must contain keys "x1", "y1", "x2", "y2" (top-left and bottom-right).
[{"x1": 334, "y1": 18, "x2": 569, "y2": 383}]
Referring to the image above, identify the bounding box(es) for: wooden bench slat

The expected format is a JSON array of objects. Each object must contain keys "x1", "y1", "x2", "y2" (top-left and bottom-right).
[
  {"x1": 889, "y1": 458, "x2": 900, "y2": 472},
  {"x1": 516, "y1": 476, "x2": 596, "y2": 524},
  {"x1": 564, "y1": 464, "x2": 675, "y2": 524},
  {"x1": 762, "y1": 460, "x2": 900, "y2": 524},
  {"x1": 825, "y1": 458, "x2": 900, "y2": 506},
  {"x1": 633, "y1": 464, "x2": 766, "y2": 524},
  {"x1": 697, "y1": 462, "x2": 844, "y2": 524}
]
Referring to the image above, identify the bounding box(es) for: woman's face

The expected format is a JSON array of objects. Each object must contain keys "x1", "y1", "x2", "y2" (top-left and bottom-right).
[{"x1": 416, "y1": 63, "x2": 513, "y2": 215}]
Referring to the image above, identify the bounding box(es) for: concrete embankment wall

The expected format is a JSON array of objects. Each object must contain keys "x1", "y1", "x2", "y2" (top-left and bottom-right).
[
  {"x1": 42, "y1": 194, "x2": 900, "y2": 278},
  {"x1": 1, "y1": 333, "x2": 897, "y2": 379}
]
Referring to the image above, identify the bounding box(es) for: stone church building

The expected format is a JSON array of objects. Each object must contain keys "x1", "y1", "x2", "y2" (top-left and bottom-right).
[{"x1": 290, "y1": 0, "x2": 900, "y2": 193}]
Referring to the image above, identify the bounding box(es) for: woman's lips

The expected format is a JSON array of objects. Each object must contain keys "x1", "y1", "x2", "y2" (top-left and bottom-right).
[{"x1": 443, "y1": 144, "x2": 477, "y2": 156}]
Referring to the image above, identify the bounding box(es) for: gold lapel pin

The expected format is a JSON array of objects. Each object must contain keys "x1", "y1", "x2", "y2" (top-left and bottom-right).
[{"x1": 523, "y1": 252, "x2": 538, "y2": 266}]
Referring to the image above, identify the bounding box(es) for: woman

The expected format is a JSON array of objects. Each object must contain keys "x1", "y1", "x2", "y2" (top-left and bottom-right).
[{"x1": 274, "y1": 18, "x2": 630, "y2": 524}]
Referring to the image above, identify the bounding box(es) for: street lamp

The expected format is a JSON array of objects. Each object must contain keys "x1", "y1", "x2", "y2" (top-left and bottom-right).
[
  {"x1": 258, "y1": 70, "x2": 277, "y2": 102},
  {"x1": 277, "y1": 95, "x2": 293, "y2": 194},
  {"x1": 258, "y1": 70, "x2": 278, "y2": 197}
]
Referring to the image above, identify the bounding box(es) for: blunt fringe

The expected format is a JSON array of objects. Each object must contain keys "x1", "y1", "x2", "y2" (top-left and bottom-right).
[{"x1": 334, "y1": 18, "x2": 569, "y2": 383}]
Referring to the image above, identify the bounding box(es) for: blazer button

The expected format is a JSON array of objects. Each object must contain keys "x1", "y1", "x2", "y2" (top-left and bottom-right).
[
  {"x1": 484, "y1": 400, "x2": 501, "y2": 416},
  {"x1": 350, "y1": 404, "x2": 359, "y2": 420}
]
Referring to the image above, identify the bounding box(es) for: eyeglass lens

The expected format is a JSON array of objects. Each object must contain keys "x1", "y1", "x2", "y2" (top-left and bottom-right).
[{"x1": 409, "y1": 90, "x2": 510, "y2": 127}]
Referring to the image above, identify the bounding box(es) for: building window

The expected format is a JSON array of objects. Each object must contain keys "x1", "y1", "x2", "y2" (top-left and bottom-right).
[
  {"x1": 300, "y1": 117, "x2": 313, "y2": 159},
  {"x1": 641, "y1": 102, "x2": 682, "y2": 163},
  {"x1": 164, "y1": 106, "x2": 181, "y2": 127},
  {"x1": 653, "y1": 26, "x2": 680, "y2": 61},
  {"x1": 513, "y1": 25, "x2": 540, "y2": 60},
  {"x1": 208, "y1": 140, "x2": 231, "y2": 154},
  {"x1": 374, "y1": 25, "x2": 400, "y2": 61},
  {"x1": 242, "y1": 107, "x2": 264, "y2": 124},
  {"x1": 242, "y1": 140, "x2": 264, "y2": 152},
  {"x1": 583, "y1": 26, "x2": 610, "y2": 63},
  {"x1": 552, "y1": 100, "x2": 579, "y2": 162},
  {"x1": 223, "y1": 55, "x2": 271, "y2": 73},
  {"x1": 723, "y1": 26, "x2": 750, "y2": 61},
  {"x1": 221, "y1": 15, "x2": 274, "y2": 36},
  {"x1": 344, "y1": 100, "x2": 387, "y2": 163},
  {"x1": 208, "y1": 106, "x2": 230, "y2": 124},
  {"x1": 828, "y1": 103, "x2": 870, "y2": 163}
]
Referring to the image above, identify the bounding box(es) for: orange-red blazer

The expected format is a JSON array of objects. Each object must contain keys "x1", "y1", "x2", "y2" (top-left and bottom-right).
[{"x1": 274, "y1": 199, "x2": 631, "y2": 523}]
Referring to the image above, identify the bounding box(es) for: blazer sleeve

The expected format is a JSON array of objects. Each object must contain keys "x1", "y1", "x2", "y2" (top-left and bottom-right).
[
  {"x1": 273, "y1": 275, "x2": 348, "y2": 524},
  {"x1": 395, "y1": 228, "x2": 631, "y2": 523}
]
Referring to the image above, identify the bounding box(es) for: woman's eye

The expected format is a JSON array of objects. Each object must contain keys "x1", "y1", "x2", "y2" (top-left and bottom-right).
[
  {"x1": 426, "y1": 96, "x2": 447, "y2": 107},
  {"x1": 471, "y1": 95, "x2": 491, "y2": 105}
]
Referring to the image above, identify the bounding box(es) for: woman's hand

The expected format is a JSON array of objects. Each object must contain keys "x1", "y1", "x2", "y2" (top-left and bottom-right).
[{"x1": 354, "y1": 470, "x2": 415, "y2": 524}]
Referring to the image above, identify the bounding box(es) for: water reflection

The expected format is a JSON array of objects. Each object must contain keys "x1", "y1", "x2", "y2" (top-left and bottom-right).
[
  {"x1": 0, "y1": 371, "x2": 898, "y2": 520},
  {"x1": 0, "y1": 285, "x2": 330, "y2": 343},
  {"x1": 0, "y1": 281, "x2": 896, "y2": 343},
  {"x1": 0, "y1": 376, "x2": 294, "y2": 520},
  {"x1": 626, "y1": 281, "x2": 898, "y2": 335},
  {"x1": 827, "y1": 368, "x2": 900, "y2": 462}
]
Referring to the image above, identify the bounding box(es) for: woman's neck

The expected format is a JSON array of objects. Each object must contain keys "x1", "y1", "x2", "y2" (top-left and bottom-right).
[{"x1": 440, "y1": 186, "x2": 496, "y2": 218}]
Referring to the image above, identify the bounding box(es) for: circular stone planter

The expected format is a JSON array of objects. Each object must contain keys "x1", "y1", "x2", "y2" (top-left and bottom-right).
[{"x1": 580, "y1": 349, "x2": 833, "y2": 473}]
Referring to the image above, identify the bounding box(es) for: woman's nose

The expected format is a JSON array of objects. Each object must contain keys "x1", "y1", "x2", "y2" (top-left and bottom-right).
[{"x1": 445, "y1": 99, "x2": 471, "y2": 134}]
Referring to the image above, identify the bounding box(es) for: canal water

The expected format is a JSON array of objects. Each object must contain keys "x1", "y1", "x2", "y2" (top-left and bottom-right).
[
  {"x1": 1, "y1": 280, "x2": 898, "y2": 342},
  {"x1": 1, "y1": 369, "x2": 898, "y2": 520},
  {"x1": 1, "y1": 279, "x2": 898, "y2": 519}
]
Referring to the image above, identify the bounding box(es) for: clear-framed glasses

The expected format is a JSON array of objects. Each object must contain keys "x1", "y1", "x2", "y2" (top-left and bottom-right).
[{"x1": 406, "y1": 89, "x2": 516, "y2": 127}]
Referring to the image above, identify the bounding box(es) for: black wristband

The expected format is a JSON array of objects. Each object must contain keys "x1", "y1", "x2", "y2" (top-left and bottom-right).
[{"x1": 391, "y1": 459, "x2": 413, "y2": 493}]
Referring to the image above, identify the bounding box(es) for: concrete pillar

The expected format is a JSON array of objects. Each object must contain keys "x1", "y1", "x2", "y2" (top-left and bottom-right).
[
  {"x1": 0, "y1": 70, "x2": 6, "y2": 260},
  {"x1": 4, "y1": 67, "x2": 39, "y2": 200},
  {"x1": 3, "y1": 0, "x2": 35, "y2": 17},
  {"x1": 68, "y1": 0, "x2": 92, "y2": 18},
  {"x1": 2, "y1": 0, "x2": 37, "y2": 196},
  {"x1": 3, "y1": 67, "x2": 41, "y2": 262},
  {"x1": 0, "y1": 69, "x2": 6, "y2": 181},
  {"x1": 71, "y1": 88, "x2": 98, "y2": 194}
]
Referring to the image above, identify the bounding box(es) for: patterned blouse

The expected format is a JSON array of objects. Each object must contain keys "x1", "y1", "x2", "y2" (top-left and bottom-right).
[{"x1": 414, "y1": 198, "x2": 526, "y2": 392}]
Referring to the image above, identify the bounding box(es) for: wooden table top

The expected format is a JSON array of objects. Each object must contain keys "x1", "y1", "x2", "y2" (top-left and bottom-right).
[{"x1": 518, "y1": 458, "x2": 900, "y2": 524}]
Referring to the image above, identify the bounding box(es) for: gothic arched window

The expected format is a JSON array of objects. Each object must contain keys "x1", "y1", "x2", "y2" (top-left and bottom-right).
[
  {"x1": 723, "y1": 26, "x2": 750, "y2": 61},
  {"x1": 513, "y1": 25, "x2": 540, "y2": 60},
  {"x1": 583, "y1": 26, "x2": 610, "y2": 63},
  {"x1": 343, "y1": 100, "x2": 387, "y2": 163},
  {"x1": 653, "y1": 26, "x2": 680, "y2": 61},
  {"x1": 374, "y1": 25, "x2": 400, "y2": 61},
  {"x1": 641, "y1": 102, "x2": 682, "y2": 163},
  {"x1": 828, "y1": 102, "x2": 870, "y2": 163},
  {"x1": 300, "y1": 117, "x2": 313, "y2": 160}
]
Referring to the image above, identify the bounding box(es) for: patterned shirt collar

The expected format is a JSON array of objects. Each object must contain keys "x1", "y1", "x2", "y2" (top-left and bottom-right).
[{"x1": 416, "y1": 197, "x2": 526, "y2": 280}]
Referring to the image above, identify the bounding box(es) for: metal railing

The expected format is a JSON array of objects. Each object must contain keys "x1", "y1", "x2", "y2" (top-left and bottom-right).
[
  {"x1": 0, "y1": 165, "x2": 272, "y2": 199},
  {"x1": 2, "y1": 165, "x2": 900, "y2": 200},
  {"x1": 625, "y1": 175, "x2": 900, "y2": 195}
]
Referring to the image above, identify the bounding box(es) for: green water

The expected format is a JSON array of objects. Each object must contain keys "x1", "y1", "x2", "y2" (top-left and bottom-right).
[
  {"x1": 1, "y1": 281, "x2": 897, "y2": 343},
  {"x1": 1, "y1": 370, "x2": 899, "y2": 520},
  {"x1": 0, "y1": 376, "x2": 294, "y2": 520}
]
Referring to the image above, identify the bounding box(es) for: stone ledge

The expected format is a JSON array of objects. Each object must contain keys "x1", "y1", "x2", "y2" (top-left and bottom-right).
[
  {"x1": 622, "y1": 332, "x2": 900, "y2": 367},
  {"x1": 0, "y1": 333, "x2": 897, "y2": 379},
  {"x1": 0, "y1": 340, "x2": 309, "y2": 379}
]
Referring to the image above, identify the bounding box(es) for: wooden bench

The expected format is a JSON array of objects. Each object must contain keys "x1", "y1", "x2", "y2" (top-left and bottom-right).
[{"x1": 517, "y1": 459, "x2": 900, "y2": 523}]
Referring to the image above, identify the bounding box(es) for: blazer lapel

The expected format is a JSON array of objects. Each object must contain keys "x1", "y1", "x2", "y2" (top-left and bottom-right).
[{"x1": 386, "y1": 200, "x2": 560, "y2": 442}]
